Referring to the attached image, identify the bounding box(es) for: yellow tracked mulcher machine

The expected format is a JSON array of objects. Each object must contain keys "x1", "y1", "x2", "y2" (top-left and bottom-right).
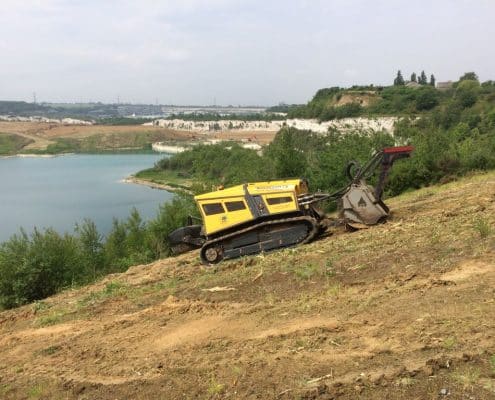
[{"x1": 169, "y1": 146, "x2": 413, "y2": 264}]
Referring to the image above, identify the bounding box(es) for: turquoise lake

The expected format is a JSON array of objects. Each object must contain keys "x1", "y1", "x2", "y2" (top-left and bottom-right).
[{"x1": 0, "y1": 154, "x2": 172, "y2": 242}]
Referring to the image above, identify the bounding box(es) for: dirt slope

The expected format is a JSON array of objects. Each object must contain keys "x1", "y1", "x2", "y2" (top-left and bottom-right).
[{"x1": 1, "y1": 172, "x2": 495, "y2": 399}]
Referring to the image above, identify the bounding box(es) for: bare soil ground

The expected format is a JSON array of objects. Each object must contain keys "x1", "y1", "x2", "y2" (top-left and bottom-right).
[
  {"x1": 0, "y1": 122, "x2": 58, "y2": 150},
  {"x1": 1, "y1": 172, "x2": 495, "y2": 399},
  {"x1": 335, "y1": 92, "x2": 377, "y2": 107},
  {"x1": 0, "y1": 122, "x2": 277, "y2": 152}
]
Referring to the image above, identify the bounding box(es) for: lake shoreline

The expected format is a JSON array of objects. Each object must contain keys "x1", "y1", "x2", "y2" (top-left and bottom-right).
[{"x1": 122, "y1": 176, "x2": 191, "y2": 194}]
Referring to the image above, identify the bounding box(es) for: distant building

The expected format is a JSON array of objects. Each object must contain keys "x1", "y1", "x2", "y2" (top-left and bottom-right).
[{"x1": 436, "y1": 81, "x2": 454, "y2": 91}]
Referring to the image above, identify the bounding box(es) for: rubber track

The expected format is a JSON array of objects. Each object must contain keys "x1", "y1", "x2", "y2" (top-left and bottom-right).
[{"x1": 200, "y1": 216, "x2": 319, "y2": 264}]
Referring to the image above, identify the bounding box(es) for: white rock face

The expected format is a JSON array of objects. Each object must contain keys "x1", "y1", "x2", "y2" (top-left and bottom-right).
[
  {"x1": 151, "y1": 117, "x2": 397, "y2": 134},
  {"x1": 151, "y1": 143, "x2": 188, "y2": 153},
  {"x1": 61, "y1": 118, "x2": 93, "y2": 126},
  {"x1": 0, "y1": 115, "x2": 94, "y2": 125},
  {"x1": 152, "y1": 140, "x2": 262, "y2": 154},
  {"x1": 153, "y1": 119, "x2": 282, "y2": 132},
  {"x1": 285, "y1": 117, "x2": 397, "y2": 134}
]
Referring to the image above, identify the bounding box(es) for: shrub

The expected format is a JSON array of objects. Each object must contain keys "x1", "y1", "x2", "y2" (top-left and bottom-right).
[
  {"x1": 0, "y1": 229, "x2": 82, "y2": 308},
  {"x1": 415, "y1": 87, "x2": 439, "y2": 111}
]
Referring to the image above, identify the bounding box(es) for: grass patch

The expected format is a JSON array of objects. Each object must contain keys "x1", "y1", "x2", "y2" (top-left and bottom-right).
[
  {"x1": 32, "y1": 300, "x2": 51, "y2": 314},
  {"x1": 324, "y1": 259, "x2": 336, "y2": 277},
  {"x1": 326, "y1": 283, "x2": 341, "y2": 297},
  {"x1": 134, "y1": 168, "x2": 192, "y2": 189},
  {"x1": 38, "y1": 345, "x2": 61, "y2": 356},
  {"x1": 293, "y1": 263, "x2": 320, "y2": 280},
  {"x1": 0, "y1": 384, "x2": 12, "y2": 396},
  {"x1": 473, "y1": 217, "x2": 492, "y2": 238},
  {"x1": 453, "y1": 367, "x2": 481, "y2": 387},
  {"x1": 126, "y1": 278, "x2": 181, "y2": 302},
  {"x1": 35, "y1": 310, "x2": 67, "y2": 327},
  {"x1": 397, "y1": 376, "x2": 415, "y2": 387},
  {"x1": 413, "y1": 189, "x2": 436, "y2": 202},
  {"x1": 78, "y1": 281, "x2": 128, "y2": 307},
  {"x1": 490, "y1": 354, "x2": 495, "y2": 374},
  {"x1": 207, "y1": 377, "x2": 225, "y2": 395},
  {"x1": 291, "y1": 261, "x2": 336, "y2": 281},
  {"x1": 443, "y1": 336, "x2": 456, "y2": 350},
  {"x1": 77, "y1": 278, "x2": 182, "y2": 310},
  {"x1": 482, "y1": 379, "x2": 495, "y2": 392},
  {"x1": 0, "y1": 133, "x2": 32, "y2": 154},
  {"x1": 27, "y1": 384, "x2": 44, "y2": 399}
]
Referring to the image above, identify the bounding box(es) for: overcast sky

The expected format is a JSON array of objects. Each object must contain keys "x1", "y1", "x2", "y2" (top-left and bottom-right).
[{"x1": 0, "y1": 0, "x2": 493, "y2": 105}]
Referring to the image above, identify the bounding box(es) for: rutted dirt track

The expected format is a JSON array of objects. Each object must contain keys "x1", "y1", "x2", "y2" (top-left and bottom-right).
[{"x1": 1, "y1": 173, "x2": 495, "y2": 399}]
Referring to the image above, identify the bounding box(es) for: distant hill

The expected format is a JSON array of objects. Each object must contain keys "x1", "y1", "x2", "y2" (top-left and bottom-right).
[
  {"x1": 0, "y1": 101, "x2": 55, "y2": 116},
  {"x1": 0, "y1": 101, "x2": 159, "y2": 119},
  {"x1": 288, "y1": 77, "x2": 495, "y2": 121}
]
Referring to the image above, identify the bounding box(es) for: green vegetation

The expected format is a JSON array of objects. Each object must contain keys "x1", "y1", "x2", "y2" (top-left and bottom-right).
[
  {"x1": 265, "y1": 103, "x2": 302, "y2": 113},
  {"x1": 147, "y1": 129, "x2": 393, "y2": 199},
  {"x1": 134, "y1": 168, "x2": 192, "y2": 190},
  {"x1": 166, "y1": 112, "x2": 285, "y2": 121},
  {"x1": 0, "y1": 196, "x2": 198, "y2": 309},
  {"x1": 0, "y1": 133, "x2": 33, "y2": 155},
  {"x1": 443, "y1": 336, "x2": 457, "y2": 349},
  {"x1": 27, "y1": 384, "x2": 44, "y2": 399},
  {"x1": 287, "y1": 71, "x2": 492, "y2": 121},
  {"x1": 207, "y1": 378, "x2": 225, "y2": 395},
  {"x1": 153, "y1": 142, "x2": 273, "y2": 188},
  {"x1": 473, "y1": 217, "x2": 492, "y2": 238},
  {"x1": 97, "y1": 117, "x2": 154, "y2": 125},
  {"x1": 288, "y1": 85, "x2": 439, "y2": 119},
  {"x1": 0, "y1": 101, "x2": 53, "y2": 115}
]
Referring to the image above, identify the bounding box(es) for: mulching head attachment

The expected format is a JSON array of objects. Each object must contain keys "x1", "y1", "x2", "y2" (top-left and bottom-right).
[{"x1": 338, "y1": 145, "x2": 413, "y2": 228}]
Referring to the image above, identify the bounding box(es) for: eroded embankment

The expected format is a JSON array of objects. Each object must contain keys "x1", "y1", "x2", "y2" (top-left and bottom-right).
[{"x1": 0, "y1": 172, "x2": 495, "y2": 399}]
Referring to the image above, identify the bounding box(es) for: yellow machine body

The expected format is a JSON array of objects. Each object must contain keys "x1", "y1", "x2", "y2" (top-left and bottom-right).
[
  {"x1": 169, "y1": 146, "x2": 414, "y2": 264},
  {"x1": 194, "y1": 179, "x2": 309, "y2": 236}
]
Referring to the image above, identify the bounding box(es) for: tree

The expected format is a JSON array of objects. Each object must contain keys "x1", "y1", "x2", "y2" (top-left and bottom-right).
[
  {"x1": 415, "y1": 86, "x2": 439, "y2": 110},
  {"x1": 419, "y1": 71, "x2": 428, "y2": 85},
  {"x1": 394, "y1": 70, "x2": 405, "y2": 86},
  {"x1": 429, "y1": 74, "x2": 436, "y2": 87},
  {"x1": 266, "y1": 127, "x2": 308, "y2": 178},
  {"x1": 104, "y1": 218, "x2": 128, "y2": 269},
  {"x1": 75, "y1": 219, "x2": 104, "y2": 281},
  {"x1": 456, "y1": 79, "x2": 480, "y2": 108},
  {"x1": 125, "y1": 208, "x2": 148, "y2": 257},
  {"x1": 410, "y1": 72, "x2": 417, "y2": 82},
  {"x1": 459, "y1": 72, "x2": 479, "y2": 82}
]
